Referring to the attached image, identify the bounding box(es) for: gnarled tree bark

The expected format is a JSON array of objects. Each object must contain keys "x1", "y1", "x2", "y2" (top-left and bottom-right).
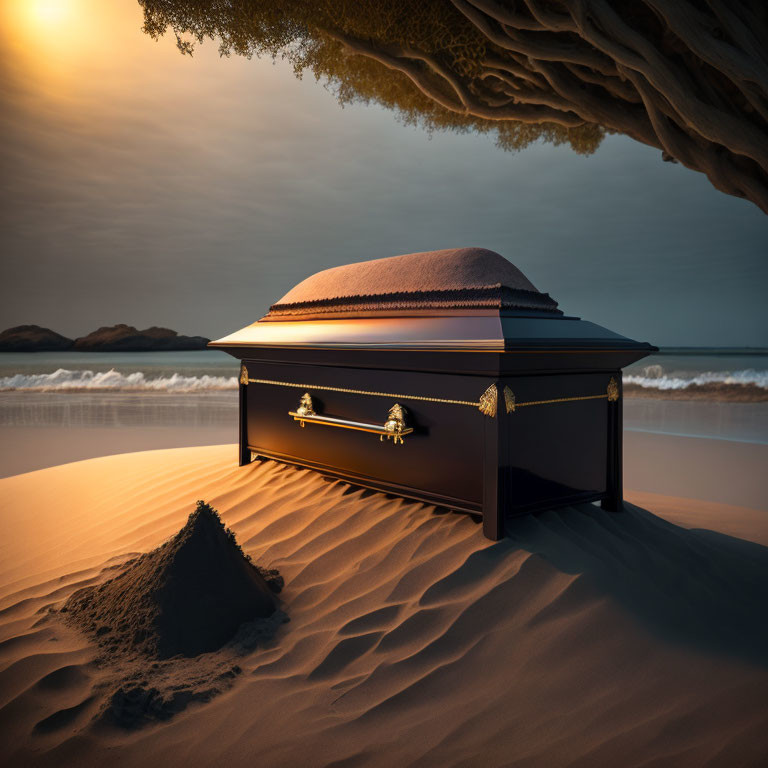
[{"x1": 140, "y1": 0, "x2": 768, "y2": 213}]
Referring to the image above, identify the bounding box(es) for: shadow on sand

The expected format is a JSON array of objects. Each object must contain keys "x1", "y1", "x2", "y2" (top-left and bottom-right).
[{"x1": 506, "y1": 502, "x2": 768, "y2": 666}]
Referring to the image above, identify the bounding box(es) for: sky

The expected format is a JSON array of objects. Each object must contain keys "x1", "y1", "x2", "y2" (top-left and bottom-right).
[{"x1": 1, "y1": 0, "x2": 766, "y2": 347}]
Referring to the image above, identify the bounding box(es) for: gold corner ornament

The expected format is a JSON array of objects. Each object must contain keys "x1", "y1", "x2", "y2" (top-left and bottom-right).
[
  {"x1": 478, "y1": 384, "x2": 498, "y2": 417},
  {"x1": 503, "y1": 386, "x2": 515, "y2": 414},
  {"x1": 239, "y1": 364, "x2": 249, "y2": 386},
  {"x1": 607, "y1": 377, "x2": 619, "y2": 402}
]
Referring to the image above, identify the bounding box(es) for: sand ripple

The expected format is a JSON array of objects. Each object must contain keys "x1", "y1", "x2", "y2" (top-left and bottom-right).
[{"x1": 0, "y1": 445, "x2": 767, "y2": 767}]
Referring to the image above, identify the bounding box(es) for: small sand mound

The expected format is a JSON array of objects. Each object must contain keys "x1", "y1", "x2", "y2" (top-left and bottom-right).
[{"x1": 64, "y1": 500, "x2": 279, "y2": 659}]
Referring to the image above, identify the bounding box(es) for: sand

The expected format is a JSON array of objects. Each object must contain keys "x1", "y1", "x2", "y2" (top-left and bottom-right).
[
  {"x1": 624, "y1": 431, "x2": 768, "y2": 510},
  {"x1": 0, "y1": 424, "x2": 236, "y2": 479},
  {"x1": 59, "y1": 501, "x2": 284, "y2": 728},
  {"x1": 63, "y1": 501, "x2": 279, "y2": 659},
  {"x1": 1, "y1": 445, "x2": 767, "y2": 767}
]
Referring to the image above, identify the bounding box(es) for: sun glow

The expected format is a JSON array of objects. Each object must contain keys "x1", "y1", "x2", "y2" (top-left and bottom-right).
[
  {"x1": 8, "y1": 0, "x2": 78, "y2": 37},
  {"x1": 1, "y1": 0, "x2": 205, "y2": 106},
  {"x1": 25, "y1": 0, "x2": 73, "y2": 26},
  {"x1": 2, "y1": 0, "x2": 102, "y2": 90}
]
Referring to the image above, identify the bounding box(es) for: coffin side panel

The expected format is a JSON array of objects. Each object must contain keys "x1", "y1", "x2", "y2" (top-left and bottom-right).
[
  {"x1": 243, "y1": 362, "x2": 487, "y2": 506},
  {"x1": 503, "y1": 373, "x2": 610, "y2": 511}
]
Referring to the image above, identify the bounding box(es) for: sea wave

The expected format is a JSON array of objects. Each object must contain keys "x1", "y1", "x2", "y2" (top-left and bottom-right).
[
  {"x1": 624, "y1": 367, "x2": 768, "y2": 390},
  {"x1": 0, "y1": 369, "x2": 238, "y2": 393},
  {"x1": 2, "y1": 367, "x2": 767, "y2": 399}
]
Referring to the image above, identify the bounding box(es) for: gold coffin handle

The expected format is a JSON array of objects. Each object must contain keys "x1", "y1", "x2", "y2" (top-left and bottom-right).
[{"x1": 288, "y1": 394, "x2": 413, "y2": 445}]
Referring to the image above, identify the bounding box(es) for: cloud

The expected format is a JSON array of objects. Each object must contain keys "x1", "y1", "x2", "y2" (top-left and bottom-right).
[{"x1": 0, "y1": 0, "x2": 766, "y2": 345}]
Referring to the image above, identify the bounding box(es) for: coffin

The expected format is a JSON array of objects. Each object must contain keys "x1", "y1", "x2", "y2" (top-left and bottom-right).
[{"x1": 210, "y1": 248, "x2": 656, "y2": 539}]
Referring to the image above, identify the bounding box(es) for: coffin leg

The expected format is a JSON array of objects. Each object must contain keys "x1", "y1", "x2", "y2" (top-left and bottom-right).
[
  {"x1": 482, "y1": 485, "x2": 504, "y2": 540},
  {"x1": 601, "y1": 494, "x2": 623, "y2": 512},
  {"x1": 239, "y1": 378, "x2": 251, "y2": 466},
  {"x1": 239, "y1": 445, "x2": 254, "y2": 466},
  {"x1": 602, "y1": 373, "x2": 623, "y2": 512},
  {"x1": 482, "y1": 403, "x2": 508, "y2": 540}
]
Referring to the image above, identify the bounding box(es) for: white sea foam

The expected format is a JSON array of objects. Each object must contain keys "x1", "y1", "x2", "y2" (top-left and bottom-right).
[
  {"x1": 2, "y1": 367, "x2": 766, "y2": 394},
  {"x1": 0, "y1": 369, "x2": 238, "y2": 393},
  {"x1": 624, "y1": 368, "x2": 768, "y2": 390}
]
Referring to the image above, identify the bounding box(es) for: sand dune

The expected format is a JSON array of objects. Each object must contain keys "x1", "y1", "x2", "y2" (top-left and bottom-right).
[{"x1": 1, "y1": 445, "x2": 767, "y2": 767}]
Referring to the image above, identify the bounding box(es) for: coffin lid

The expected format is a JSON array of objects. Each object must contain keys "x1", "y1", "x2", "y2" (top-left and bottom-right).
[
  {"x1": 210, "y1": 248, "x2": 656, "y2": 354},
  {"x1": 264, "y1": 248, "x2": 561, "y2": 319}
]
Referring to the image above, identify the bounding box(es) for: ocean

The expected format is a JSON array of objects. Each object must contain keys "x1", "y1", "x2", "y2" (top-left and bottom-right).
[
  {"x1": 1, "y1": 349, "x2": 766, "y2": 395},
  {"x1": 624, "y1": 349, "x2": 768, "y2": 393},
  {"x1": 0, "y1": 350, "x2": 239, "y2": 392},
  {"x1": 0, "y1": 350, "x2": 766, "y2": 479}
]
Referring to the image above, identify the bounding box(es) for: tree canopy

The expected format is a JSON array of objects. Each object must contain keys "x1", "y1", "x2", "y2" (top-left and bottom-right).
[{"x1": 139, "y1": 1, "x2": 768, "y2": 213}]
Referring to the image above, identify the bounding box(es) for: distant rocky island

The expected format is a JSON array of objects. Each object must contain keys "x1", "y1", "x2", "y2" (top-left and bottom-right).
[{"x1": 0, "y1": 324, "x2": 210, "y2": 352}]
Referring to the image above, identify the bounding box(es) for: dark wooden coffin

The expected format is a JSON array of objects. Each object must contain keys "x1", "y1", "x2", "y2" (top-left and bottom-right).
[{"x1": 210, "y1": 248, "x2": 656, "y2": 539}]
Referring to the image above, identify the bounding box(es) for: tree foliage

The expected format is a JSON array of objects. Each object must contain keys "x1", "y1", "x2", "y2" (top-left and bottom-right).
[{"x1": 140, "y1": 0, "x2": 768, "y2": 212}]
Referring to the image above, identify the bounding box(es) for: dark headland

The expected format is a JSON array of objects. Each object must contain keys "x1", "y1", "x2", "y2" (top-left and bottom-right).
[{"x1": 0, "y1": 324, "x2": 210, "y2": 352}]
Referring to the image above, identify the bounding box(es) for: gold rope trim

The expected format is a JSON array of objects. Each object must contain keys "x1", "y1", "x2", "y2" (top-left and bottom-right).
[
  {"x1": 242, "y1": 371, "x2": 619, "y2": 413},
  {"x1": 246, "y1": 377, "x2": 479, "y2": 408},
  {"x1": 515, "y1": 393, "x2": 609, "y2": 408}
]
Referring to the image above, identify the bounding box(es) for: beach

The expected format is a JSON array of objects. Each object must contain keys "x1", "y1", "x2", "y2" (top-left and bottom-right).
[
  {"x1": 3, "y1": 0, "x2": 766, "y2": 762},
  {"x1": 0, "y1": 446, "x2": 766, "y2": 767},
  {"x1": 0, "y1": 350, "x2": 766, "y2": 766}
]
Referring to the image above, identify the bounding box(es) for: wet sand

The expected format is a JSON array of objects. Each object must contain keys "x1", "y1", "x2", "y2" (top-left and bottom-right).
[{"x1": 624, "y1": 431, "x2": 768, "y2": 510}]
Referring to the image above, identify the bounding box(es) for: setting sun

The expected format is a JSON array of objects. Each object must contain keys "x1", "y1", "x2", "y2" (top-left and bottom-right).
[
  {"x1": 5, "y1": 0, "x2": 81, "y2": 45},
  {"x1": 1, "y1": 0, "x2": 117, "y2": 91},
  {"x1": 7, "y1": 0, "x2": 78, "y2": 34},
  {"x1": 26, "y1": 0, "x2": 73, "y2": 25}
]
